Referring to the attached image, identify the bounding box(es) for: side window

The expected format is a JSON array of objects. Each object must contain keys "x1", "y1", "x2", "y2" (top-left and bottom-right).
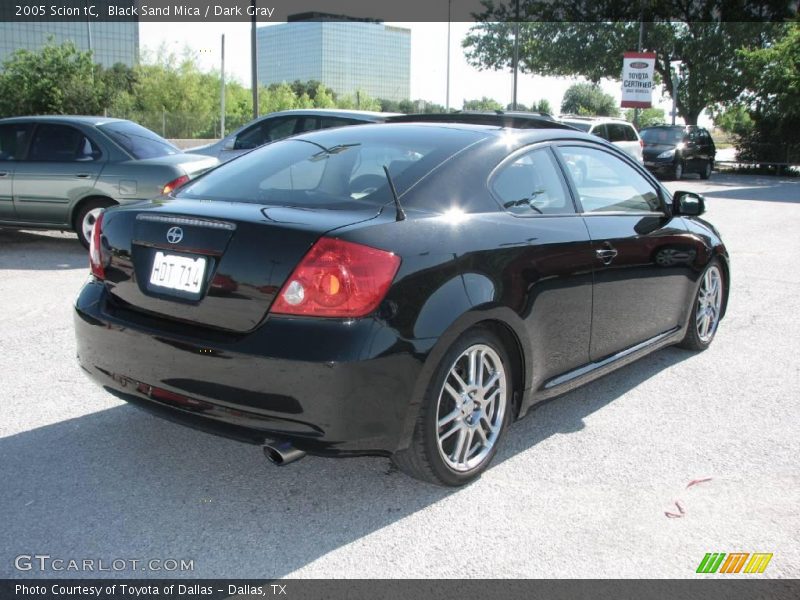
[
  {"x1": 234, "y1": 122, "x2": 266, "y2": 150},
  {"x1": 264, "y1": 118, "x2": 298, "y2": 143},
  {"x1": 557, "y1": 146, "x2": 662, "y2": 213},
  {"x1": 624, "y1": 125, "x2": 639, "y2": 142},
  {"x1": 592, "y1": 124, "x2": 610, "y2": 141},
  {"x1": 319, "y1": 117, "x2": 360, "y2": 130},
  {"x1": 0, "y1": 123, "x2": 33, "y2": 161},
  {"x1": 28, "y1": 125, "x2": 101, "y2": 162},
  {"x1": 295, "y1": 117, "x2": 319, "y2": 133},
  {"x1": 491, "y1": 148, "x2": 574, "y2": 215}
]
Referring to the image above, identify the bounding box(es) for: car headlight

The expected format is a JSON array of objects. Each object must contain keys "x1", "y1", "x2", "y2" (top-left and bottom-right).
[{"x1": 657, "y1": 148, "x2": 676, "y2": 159}]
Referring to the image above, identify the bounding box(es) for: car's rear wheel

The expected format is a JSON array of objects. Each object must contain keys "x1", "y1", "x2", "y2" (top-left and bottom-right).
[
  {"x1": 700, "y1": 160, "x2": 713, "y2": 180},
  {"x1": 74, "y1": 199, "x2": 115, "y2": 248},
  {"x1": 392, "y1": 327, "x2": 513, "y2": 486},
  {"x1": 672, "y1": 161, "x2": 684, "y2": 180},
  {"x1": 679, "y1": 260, "x2": 724, "y2": 351}
]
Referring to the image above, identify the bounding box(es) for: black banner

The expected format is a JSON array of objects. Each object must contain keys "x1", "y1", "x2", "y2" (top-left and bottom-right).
[
  {"x1": 2, "y1": 580, "x2": 800, "y2": 600},
  {"x1": 0, "y1": 0, "x2": 797, "y2": 22}
]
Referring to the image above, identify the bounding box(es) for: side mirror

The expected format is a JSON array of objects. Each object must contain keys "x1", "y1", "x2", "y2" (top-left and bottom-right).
[{"x1": 672, "y1": 191, "x2": 705, "y2": 216}]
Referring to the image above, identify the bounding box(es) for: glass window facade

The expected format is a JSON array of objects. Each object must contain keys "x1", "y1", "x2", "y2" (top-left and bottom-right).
[
  {"x1": 0, "y1": 21, "x2": 139, "y2": 68},
  {"x1": 257, "y1": 21, "x2": 410, "y2": 102}
]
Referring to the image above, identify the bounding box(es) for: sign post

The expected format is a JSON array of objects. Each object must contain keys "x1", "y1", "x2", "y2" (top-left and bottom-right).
[{"x1": 621, "y1": 51, "x2": 656, "y2": 110}]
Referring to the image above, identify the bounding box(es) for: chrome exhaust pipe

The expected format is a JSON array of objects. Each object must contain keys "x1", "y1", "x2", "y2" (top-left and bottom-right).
[{"x1": 262, "y1": 441, "x2": 306, "y2": 466}]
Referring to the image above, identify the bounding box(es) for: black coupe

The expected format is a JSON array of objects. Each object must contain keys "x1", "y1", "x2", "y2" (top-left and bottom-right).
[{"x1": 74, "y1": 123, "x2": 729, "y2": 486}]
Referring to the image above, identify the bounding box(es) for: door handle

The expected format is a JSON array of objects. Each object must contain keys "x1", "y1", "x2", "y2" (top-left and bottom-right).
[
  {"x1": 75, "y1": 173, "x2": 91, "y2": 179},
  {"x1": 596, "y1": 247, "x2": 618, "y2": 265},
  {"x1": 0, "y1": 172, "x2": 8, "y2": 177}
]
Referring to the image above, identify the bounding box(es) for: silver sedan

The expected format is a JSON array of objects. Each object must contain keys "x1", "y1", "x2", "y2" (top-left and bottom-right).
[{"x1": 0, "y1": 116, "x2": 217, "y2": 247}]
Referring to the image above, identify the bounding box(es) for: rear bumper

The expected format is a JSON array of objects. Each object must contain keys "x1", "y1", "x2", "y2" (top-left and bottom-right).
[{"x1": 74, "y1": 280, "x2": 430, "y2": 456}]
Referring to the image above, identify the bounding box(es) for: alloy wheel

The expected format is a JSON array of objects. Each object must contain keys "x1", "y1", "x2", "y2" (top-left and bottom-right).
[
  {"x1": 435, "y1": 344, "x2": 507, "y2": 472},
  {"x1": 696, "y1": 265, "x2": 723, "y2": 343},
  {"x1": 81, "y1": 207, "x2": 104, "y2": 245}
]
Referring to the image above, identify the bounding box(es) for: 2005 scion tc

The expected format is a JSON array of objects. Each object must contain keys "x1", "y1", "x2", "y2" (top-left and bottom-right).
[{"x1": 74, "y1": 122, "x2": 729, "y2": 486}]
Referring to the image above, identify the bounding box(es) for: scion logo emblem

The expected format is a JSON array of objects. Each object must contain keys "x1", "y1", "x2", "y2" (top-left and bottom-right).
[{"x1": 166, "y1": 226, "x2": 183, "y2": 244}]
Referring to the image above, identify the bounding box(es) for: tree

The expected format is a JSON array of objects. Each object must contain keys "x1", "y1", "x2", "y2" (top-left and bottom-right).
[
  {"x1": 463, "y1": 97, "x2": 503, "y2": 111},
  {"x1": 734, "y1": 22, "x2": 800, "y2": 163},
  {"x1": 506, "y1": 102, "x2": 529, "y2": 111},
  {"x1": 313, "y1": 84, "x2": 336, "y2": 108},
  {"x1": 561, "y1": 83, "x2": 619, "y2": 116},
  {"x1": 532, "y1": 98, "x2": 552, "y2": 114},
  {"x1": 624, "y1": 107, "x2": 666, "y2": 128},
  {"x1": 463, "y1": 12, "x2": 784, "y2": 124},
  {"x1": 708, "y1": 104, "x2": 753, "y2": 138},
  {"x1": 0, "y1": 39, "x2": 109, "y2": 117}
]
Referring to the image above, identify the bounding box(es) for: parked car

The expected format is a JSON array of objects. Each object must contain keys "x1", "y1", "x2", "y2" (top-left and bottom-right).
[
  {"x1": 640, "y1": 125, "x2": 716, "y2": 180},
  {"x1": 187, "y1": 109, "x2": 395, "y2": 163},
  {"x1": 389, "y1": 110, "x2": 573, "y2": 130},
  {"x1": 0, "y1": 116, "x2": 217, "y2": 247},
  {"x1": 557, "y1": 115, "x2": 643, "y2": 162},
  {"x1": 74, "y1": 122, "x2": 729, "y2": 486}
]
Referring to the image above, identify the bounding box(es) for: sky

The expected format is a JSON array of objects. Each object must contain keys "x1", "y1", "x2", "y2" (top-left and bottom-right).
[{"x1": 140, "y1": 21, "x2": 688, "y2": 122}]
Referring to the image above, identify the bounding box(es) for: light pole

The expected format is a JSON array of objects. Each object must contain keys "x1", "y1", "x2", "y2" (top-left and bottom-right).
[
  {"x1": 251, "y1": 0, "x2": 259, "y2": 119},
  {"x1": 220, "y1": 34, "x2": 226, "y2": 138},
  {"x1": 511, "y1": 0, "x2": 520, "y2": 110},
  {"x1": 445, "y1": 0, "x2": 451, "y2": 112},
  {"x1": 670, "y1": 59, "x2": 681, "y2": 125}
]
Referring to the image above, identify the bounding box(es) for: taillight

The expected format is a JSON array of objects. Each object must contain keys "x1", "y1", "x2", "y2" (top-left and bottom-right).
[
  {"x1": 89, "y1": 211, "x2": 105, "y2": 280},
  {"x1": 640, "y1": 139, "x2": 644, "y2": 148},
  {"x1": 271, "y1": 238, "x2": 401, "y2": 318},
  {"x1": 162, "y1": 174, "x2": 189, "y2": 195}
]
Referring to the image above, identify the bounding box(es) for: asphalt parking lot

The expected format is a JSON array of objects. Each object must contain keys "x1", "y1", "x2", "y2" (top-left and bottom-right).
[{"x1": 1, "y1": 173, "x2": 798, "y2": 579}]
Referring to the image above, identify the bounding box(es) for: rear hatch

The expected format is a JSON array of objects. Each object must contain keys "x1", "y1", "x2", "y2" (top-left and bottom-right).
[{"x1": 100, "y1": 198, "x2": 383, "y2": 333}]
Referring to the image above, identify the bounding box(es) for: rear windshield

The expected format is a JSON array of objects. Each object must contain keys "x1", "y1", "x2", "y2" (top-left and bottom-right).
[
  {"x1": 177, "y1": 127, "x2": 483, "y2": 207},
  {"x1": 640, "y1": 128, "x2": 685, "y2": 144},
  {"x1": 99, "y1": 121, "x2": 179, "y2": 159}
]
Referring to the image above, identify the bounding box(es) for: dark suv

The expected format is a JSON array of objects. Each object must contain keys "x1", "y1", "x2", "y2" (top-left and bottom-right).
[{"x1": 640, "y1": 125, "x2": 716, "y2": 180}]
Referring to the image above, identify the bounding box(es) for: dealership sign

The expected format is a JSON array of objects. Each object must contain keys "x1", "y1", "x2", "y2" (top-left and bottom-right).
[{"x1": 621, "y1": 51, "x2": 656, "y2": 108}]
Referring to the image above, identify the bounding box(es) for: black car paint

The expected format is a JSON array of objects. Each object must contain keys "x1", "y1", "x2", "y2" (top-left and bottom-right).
[
  {"x1": 641, "y1": 125, "x2": 716, "y2": 177},
  {"x1": 74, "y1": 124, "x2": 729, "y2": 457}
]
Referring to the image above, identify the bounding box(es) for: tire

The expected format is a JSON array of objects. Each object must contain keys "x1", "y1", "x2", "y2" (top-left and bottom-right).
[
  {"x1": 392, "y1": 326, "x2": 514, "y2": 486},
  {"x1": 700, "y1": 160, "x2": 713, "y2": 180},
  {"x1": 74, "y1": 199, "x2": 115, "y2": 249},
  {"x1": 672, "y1": 160, "x2": 684, "y2": 180},
  {"x1": 678, "y1": 259, "x2": 725, "y2": 351}
]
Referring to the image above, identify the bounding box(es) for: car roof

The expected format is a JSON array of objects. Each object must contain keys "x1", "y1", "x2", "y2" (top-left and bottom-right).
[
  {"x1": 292, "y1": 121, "x2": 599, "y2": 147},
  {"x1": 259, "y1": 108, "x2": 398, "y2": 121},
  {"x1": 559, "y1": 115, "x2": 631, "y2": 124},
  {"x1": 389, "y1": 111, "x2": 576, "y2": 130},
  {"x1": 0, "y1": 115, "x2": 128, "y2": 126},
  {"x1": 641, "y1": 124, "x2": 703, "y2": 131}
]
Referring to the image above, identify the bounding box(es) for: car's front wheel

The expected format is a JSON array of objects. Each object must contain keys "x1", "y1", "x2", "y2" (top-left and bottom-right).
[
  {"x1": 392, "y1": 327, "x2": 513, "y2": 486},
  {"x1": 700, "y1": 160, "x2": 713, "y2": 180},
  {"x1": 679, "y1": 260, "x2": 725, "y2": 351}
]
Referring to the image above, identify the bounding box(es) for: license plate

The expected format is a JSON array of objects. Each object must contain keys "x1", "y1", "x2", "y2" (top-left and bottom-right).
[{"x1": 149, "y1": 251, "x2": 207, "y2": 294}]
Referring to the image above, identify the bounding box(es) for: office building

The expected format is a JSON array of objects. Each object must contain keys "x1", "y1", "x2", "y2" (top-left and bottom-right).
[
  {"x1": 0, "y1": 20, "x2": 139, "y2": 69},
  {"x1": 257, "y1": 17, "x2": 410, "y2": 102}
]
